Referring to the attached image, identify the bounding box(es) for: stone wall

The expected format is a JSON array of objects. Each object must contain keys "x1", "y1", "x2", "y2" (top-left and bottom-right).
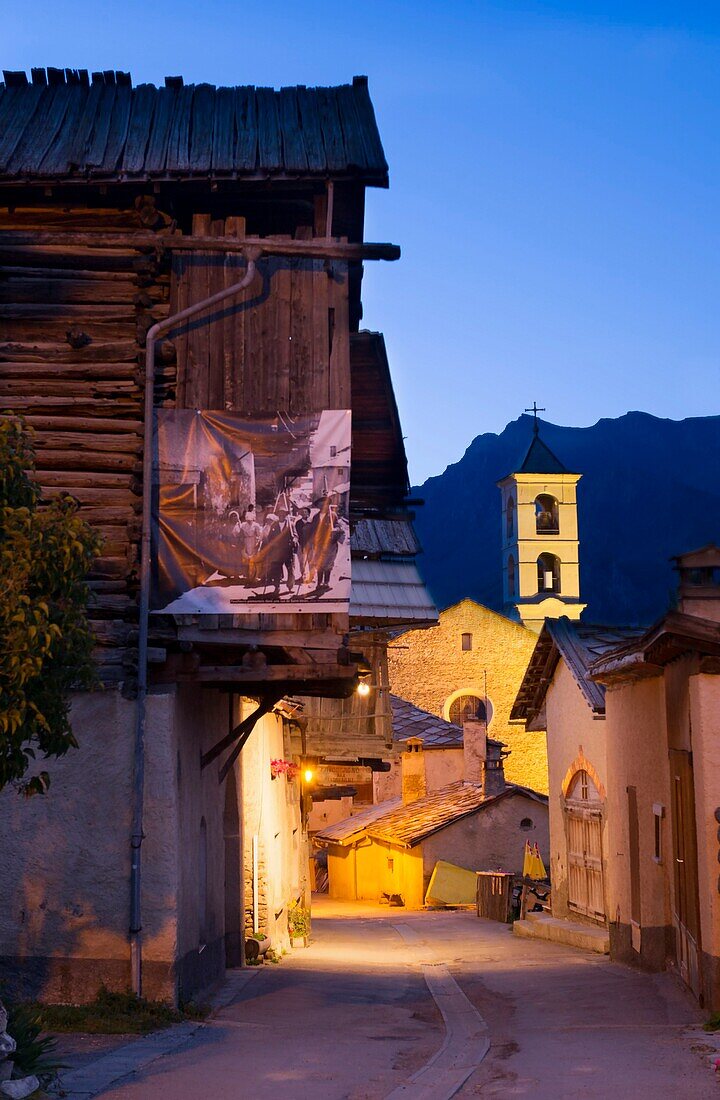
[
  {"x1": 388, "y1": 599, "x2": 547, "y2": 793},
  {"x1": 239, "y1": 708, "x2": 307, "y2": 954},
  {"x1": 0, "y1": 684, "x2": 241, "y2": 1004}
]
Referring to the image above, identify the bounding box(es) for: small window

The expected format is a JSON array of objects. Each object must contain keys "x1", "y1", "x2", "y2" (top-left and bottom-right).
[
  {"x1": 566, "y1": 769, "x2": 601, "y2": 803},
  {"x1": 506, "y1": 496, "x2": 515, "y2": 539},
  {"x1": 508, "y1": 554, "x2": 516, "y2": 598},
  {"x1": 520, "y1": 817, "x2": 533, "y2": 831},
  {"x1": 461, "y1": 632, "x2": 473, "y2": 651},
  {"x1": 198, "y1": 817, "x2": 208, "y2": 945},
  {"x1": 330, "y1": 445, "x2": 337, "y2": 458},
  {"x1": 653, "y1": 803, "x2": 664, "y2": 864},
  {"x1": 387, "y1": 858, "x2": 394, "y2": 873}
]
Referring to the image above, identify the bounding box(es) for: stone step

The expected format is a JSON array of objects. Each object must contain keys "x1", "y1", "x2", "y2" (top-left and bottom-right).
[{"x1": 513, "y1": 912, "x2": 609, "y2": 954}]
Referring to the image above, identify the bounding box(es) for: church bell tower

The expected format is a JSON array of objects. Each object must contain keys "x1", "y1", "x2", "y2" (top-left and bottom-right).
[{"x1": 498, "y1": 411, "x2": 585, "y2": 633}]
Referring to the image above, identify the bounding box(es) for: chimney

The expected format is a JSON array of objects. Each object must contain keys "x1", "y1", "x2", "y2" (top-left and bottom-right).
[
  {"x1": 483, "y1": 739, "x2": 508, "y2": 797},
  {"x1": 674, "y1": 545, "x2": 720, "y2": 623},
  {"x1": 401, "y1": 738, "x2": 426, "y2": 803},
  {"x1": 463, "y1": 718, "x2": 487, "y2": 785}
]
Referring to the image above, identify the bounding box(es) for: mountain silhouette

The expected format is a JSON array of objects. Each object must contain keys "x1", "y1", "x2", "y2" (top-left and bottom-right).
[{"x1": 412, "y1": 412, "x2": 720, "y2": 626}]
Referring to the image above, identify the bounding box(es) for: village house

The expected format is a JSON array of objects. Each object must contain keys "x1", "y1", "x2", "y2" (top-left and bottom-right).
[
  {"x1": 0, "y1": 68, "x2": 435, "y2": 1004},
  {"x1": 510, "y1": 619, "x2": 643, "y2": 942},
  {"x1": 590, "y1": 546, "x2": 720, "y2": 1007},
  {"x1": 512, "y1": 546, "x2": 720, "y2": 1010},
  {"x1": 315, "y1": 718, "x2": 549, "y2": 907}
]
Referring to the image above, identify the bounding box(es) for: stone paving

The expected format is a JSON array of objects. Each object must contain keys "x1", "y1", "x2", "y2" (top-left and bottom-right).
[{"x1": 56, "y1": 898, "x2": 718, "y2": 1099}]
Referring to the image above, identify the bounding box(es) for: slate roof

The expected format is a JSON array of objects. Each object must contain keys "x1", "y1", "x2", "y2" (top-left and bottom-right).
[
  {"x1": 390, "y1": 695, "x2": 462, "y2": 748},
  {"x1": 517, "y1": 432, "x2": 570, "y2": 475},
  {"x1": 313, "y1": 798, "x2": 402, "y2": 845},
  {"x1": 350, "y1": 559, "x2": 438, "y2": 626},
  {"x1": 365, "y1": 781, "x2": 547, "y2": 848},
  {"x1": 0, "y1": 70, "x2": 388, "y2": 184},
  {"x1": 511, "y1": 618, "x2": 644, "y2": 724},
  {"x1": 589, "y1": 610, "x2": 720, "y2": 682}
]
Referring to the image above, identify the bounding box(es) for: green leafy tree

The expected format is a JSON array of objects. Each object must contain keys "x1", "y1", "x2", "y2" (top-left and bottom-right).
[{"x1": 0, "y1": 417, "x2": 100, "y2": 795}]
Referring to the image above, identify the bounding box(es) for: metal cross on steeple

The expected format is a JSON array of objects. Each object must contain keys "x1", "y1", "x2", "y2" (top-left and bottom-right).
[{"x1": 524, "y1": 402, "x2": 546, "y2": 436}]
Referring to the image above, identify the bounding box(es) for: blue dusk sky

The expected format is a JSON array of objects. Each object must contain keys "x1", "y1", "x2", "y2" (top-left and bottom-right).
[{"x1": 5, "y1": 2, "x2": 720, "y2": 482}]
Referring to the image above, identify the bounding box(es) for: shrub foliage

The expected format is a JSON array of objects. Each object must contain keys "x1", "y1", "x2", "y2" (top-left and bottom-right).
[{"x1": 0, "y1": 417, "x2": 100, "y2": 795}]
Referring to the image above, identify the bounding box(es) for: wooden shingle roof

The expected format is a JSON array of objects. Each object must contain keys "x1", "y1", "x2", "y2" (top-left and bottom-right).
[
  {"x1": 365, "y1": 781, "x2": 547, "y2": 848},
  {"x1": 0, "y1": 70, "x2": 388, "y2": 185}
]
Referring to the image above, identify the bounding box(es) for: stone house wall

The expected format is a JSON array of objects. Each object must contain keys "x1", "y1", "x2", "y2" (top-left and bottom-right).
[{"x1": 388, "y1": 599, "x2": 547, "y2": 792}]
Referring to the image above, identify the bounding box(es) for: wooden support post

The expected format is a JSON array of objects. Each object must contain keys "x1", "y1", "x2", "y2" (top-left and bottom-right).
[{"x1": 217, "y1": 690, "x2": 284, "y2": 784}]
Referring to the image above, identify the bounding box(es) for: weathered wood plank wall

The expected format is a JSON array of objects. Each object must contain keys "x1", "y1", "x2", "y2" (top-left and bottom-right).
[
  {"x1": 170, "y1": 214, "x2": 350, "y2": 413},
  {"x1": 0, "y1": 198, "x2": 353, "y2": 690}
]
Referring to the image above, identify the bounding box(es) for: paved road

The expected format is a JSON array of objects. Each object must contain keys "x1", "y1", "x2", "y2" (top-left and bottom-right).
[{"x1": 77, "y1": 898, "x2": 715, "y2": 1099}]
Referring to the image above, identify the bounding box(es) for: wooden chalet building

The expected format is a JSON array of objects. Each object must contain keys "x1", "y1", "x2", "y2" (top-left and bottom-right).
[{"x1": 0, "y1": 68, "x2": 436, "y2": 1003}]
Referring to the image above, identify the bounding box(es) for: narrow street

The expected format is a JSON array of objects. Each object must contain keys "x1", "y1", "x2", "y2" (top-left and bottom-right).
[{"x1": 63, "y1": 898, "x2": 716, "y2": 1100}]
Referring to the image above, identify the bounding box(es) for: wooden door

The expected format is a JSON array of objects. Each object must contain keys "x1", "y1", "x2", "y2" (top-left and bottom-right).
[
  {"x1": 565, "y1": 806, "x2": 605, "y2": 921},
  {"x1": 670, "y1": 749, "x2": 702, "y2": 1001}
]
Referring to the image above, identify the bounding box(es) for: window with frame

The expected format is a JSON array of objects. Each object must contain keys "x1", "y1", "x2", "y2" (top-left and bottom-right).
[
  {"x1": 652, "y1": 803, "x2": 664, "y2": 863},
  {"x1": 448, "y1": 693, "x2": 488, "y2": 727},
  {"x1": 461, "y1": 632, "x2": 473, "y2": 651}
]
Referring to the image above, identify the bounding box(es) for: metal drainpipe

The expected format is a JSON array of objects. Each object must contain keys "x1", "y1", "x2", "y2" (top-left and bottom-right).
[{"x1": 130, "y1": 251, "x2": 259, "y2": 997}]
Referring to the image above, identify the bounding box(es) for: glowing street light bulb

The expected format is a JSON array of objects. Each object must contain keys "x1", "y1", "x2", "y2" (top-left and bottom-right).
[
  {"x1": 303, "y1": 768, "x2": 314, "y2": 783},
  {"x1": 357, "y1": 681, "x2": 371, "y2": 697}
]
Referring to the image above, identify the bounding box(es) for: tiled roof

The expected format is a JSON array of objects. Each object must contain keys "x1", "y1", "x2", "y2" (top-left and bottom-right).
[
  {"x1": 511, "y1": 618, "x2": 645, "y2": 723},
  {"x1": 314, "y1": 798, "x2": 402, "y2": 845},
  {"x1": 366, "y1": 781, "x2": 546, "y2": 848},
  {"x1": 0, "y1": 71, "x2": 388, "y2": 184},
  {"x1": 350, "y1": 559, "x2": 438, "y2": 626},
  {"x1": 390, "y1": 695, "x2": 462, "y2": 748}
]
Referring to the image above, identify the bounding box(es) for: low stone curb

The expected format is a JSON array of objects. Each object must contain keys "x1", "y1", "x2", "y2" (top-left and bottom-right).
[
  {"x1": 57, "y1": 969, "x2": 259, "y2": 1099},
  {"x1": 385, "y1": 922, "x2": 490, "y2": 1100}
]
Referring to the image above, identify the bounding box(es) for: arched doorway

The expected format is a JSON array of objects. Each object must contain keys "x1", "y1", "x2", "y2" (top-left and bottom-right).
[
  {"x1": 224, "y1": 768, "x2": 242, "y2": 967},
  {"x1": 564, "y1": 767, "x2": 605, "y2": 922}
]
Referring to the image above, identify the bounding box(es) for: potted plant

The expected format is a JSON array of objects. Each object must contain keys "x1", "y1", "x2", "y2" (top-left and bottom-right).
[
  {"x1": 287, "y1": 903, "x2": 311, "y2": 948},
  {"x1": 244, "y1": 930, "x2": 271, "y2": 962}
]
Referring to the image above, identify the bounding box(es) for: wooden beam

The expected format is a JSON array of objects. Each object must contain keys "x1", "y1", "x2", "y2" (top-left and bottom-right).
[
  {"x1": 180, "y1": 663, "x2": 356, "y2": 684},
  {"x1": 0, "y1": 231, "x2": 400, "y2": 262},
  {"x1": 217, "y1": 690, "x2": 285, "y2": 784},
  {"x1": 201, "y1": 691, "x2": 281, "y2": 770},
  {"x1": 175, "y1": 626, "x2": 344, "y2": 650}
]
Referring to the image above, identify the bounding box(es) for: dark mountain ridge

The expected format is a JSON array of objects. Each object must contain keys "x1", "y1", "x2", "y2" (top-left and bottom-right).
[{"x1": 413, "y1": 412, "x2": 720, "y2": 625}]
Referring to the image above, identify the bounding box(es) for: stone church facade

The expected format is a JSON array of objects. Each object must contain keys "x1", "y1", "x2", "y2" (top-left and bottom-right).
[{"x1": 387, "y1": 599, "x2": 547, "y2": 793}]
